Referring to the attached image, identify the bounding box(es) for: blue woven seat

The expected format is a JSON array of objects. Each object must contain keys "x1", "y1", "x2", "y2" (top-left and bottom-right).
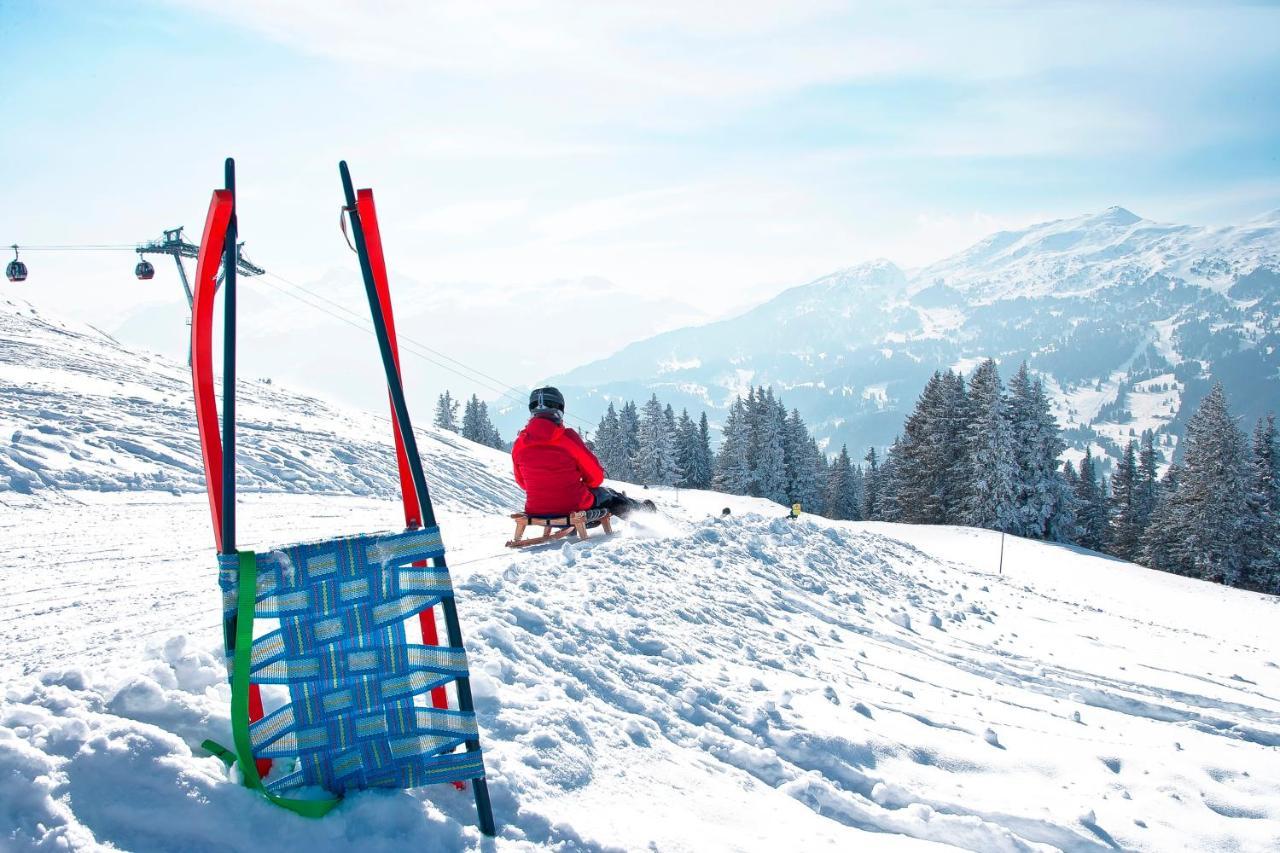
[{"x1": 217, "y1": 527, "x2": 484, "y2": 796}]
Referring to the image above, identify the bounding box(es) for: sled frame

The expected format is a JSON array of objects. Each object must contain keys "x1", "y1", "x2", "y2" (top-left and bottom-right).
[{"x1": 506, "y1": 510, "x2": 613, "y2": 548}]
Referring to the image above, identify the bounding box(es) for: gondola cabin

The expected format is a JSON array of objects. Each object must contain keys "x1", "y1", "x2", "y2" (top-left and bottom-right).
[
  {"x1": 6, "y1": 247, "x2": 26, "y2": 283},
  {"x1": 135, "y1": 259, "x2": 156, "y2": 280}
]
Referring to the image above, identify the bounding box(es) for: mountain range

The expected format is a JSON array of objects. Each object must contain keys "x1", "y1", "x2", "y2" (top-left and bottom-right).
[{"x1": 510, "y1": 207, "x2": 1280, "y2": 474}]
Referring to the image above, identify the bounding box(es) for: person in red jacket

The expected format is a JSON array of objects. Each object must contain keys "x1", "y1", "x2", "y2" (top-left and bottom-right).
[{"x1": 512, "y1": 387, "x2": 653, "y2": 518}]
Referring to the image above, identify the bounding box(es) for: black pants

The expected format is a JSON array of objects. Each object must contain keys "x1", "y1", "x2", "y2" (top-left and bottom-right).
[{"x1": 590, "y1": 486, "x2": 645, "y2": 519}]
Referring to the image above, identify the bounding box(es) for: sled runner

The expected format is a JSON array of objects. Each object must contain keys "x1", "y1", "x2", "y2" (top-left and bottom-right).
[
  {"x1": 190, "y1": 158, "x2": 495, "y2": 836},
  {"x1": 506, "y1": 508, "x2": 614, "y2": 548}
]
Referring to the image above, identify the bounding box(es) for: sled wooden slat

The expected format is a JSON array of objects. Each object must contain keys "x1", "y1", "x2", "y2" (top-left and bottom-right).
[{"x1": 506, "y1": 510, "x2": 613, "y2": 548}]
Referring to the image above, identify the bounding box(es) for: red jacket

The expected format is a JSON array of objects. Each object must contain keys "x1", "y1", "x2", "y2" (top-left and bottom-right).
[{"x1": 511, "y1": 415, "x2": 605, "y2": 515}]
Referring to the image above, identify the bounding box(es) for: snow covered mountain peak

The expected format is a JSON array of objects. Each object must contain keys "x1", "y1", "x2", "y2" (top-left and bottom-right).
[
  {"x1": 915, "y1": 205, "x2": 1278, "y2": 301},
  {"x1": 1083, "y1": 205, "x2": 1143, "y2": 227},
  {"x1": 797, "y1": 259, "x2": 908, "y2": 303}
]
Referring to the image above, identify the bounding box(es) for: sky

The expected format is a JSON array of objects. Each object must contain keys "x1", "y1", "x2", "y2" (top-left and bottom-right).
[{"x1": 2, "y1": 0, "x2": 1279, "y2": 407}]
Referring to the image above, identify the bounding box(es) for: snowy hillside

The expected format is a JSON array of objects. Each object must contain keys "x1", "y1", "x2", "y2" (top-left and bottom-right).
[
  {"x1": 0, "y1": 294, "x2": 516, "y2": 508},
  {"x1": 2, "y1": 302, "x2": 1278, "y2": 852},
  {"x1": 529, "y1": 208, "x2": 1280, "y2": 473}
]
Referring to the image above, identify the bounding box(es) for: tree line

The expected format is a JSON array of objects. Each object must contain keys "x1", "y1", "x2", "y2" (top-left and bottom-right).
[
  {"x1": 436, "y1": 368, "x2": 1278, "y2": 594},
  {"x1": 874, "y1": 361, "x2": 1279, "y2": 594},
  {"x1": 589, "y1": 388, "x2": 864, "y2": 520},
  {"x1": 433, "y1": 391, "x2": 504, "y2": 450}
]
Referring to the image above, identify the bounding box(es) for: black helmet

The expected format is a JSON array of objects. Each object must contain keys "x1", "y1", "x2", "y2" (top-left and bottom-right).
[{"x1": 529, "y1": 386, "x2": 565, "y2": 413}]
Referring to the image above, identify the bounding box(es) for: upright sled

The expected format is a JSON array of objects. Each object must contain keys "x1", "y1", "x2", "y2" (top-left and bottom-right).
[
  {"x1": 190, "y1": 158, "x2": 496, "y2": 836},
  {"x1": 506, "y1": 509, "x2": 613, "y2": 548}
]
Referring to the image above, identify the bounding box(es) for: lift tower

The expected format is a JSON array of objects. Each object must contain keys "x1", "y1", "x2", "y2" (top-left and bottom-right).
[{"x1": 137, "y1": 227, "x2": 264, "y2": 308}]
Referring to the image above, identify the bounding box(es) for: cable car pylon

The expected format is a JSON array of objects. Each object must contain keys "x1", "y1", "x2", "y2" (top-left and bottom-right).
[{"x1": 136, "y1": 227, "x2": 264, "y2": 308}]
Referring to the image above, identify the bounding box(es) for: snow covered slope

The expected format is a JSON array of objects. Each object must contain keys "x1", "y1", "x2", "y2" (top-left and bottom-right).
[
  {"x1": 0, "y1": 294, "x2": 517, "y2": 508},
  {"x1": 3, "y1": 490, "x2": 1278, "y2": 852},
  {"x1": 2, "y1": 296, "x2": 1278, "y2": 851}
]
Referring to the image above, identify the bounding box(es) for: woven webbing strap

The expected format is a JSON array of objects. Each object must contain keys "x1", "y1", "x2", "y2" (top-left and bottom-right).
[{"x1": 204, "y1": 529, "x2": 485, "y2": 808}]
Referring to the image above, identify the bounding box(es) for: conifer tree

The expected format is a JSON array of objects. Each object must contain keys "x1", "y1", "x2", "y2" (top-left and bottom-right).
[
  {"x1": 1154, "y1": 385, "x2": 1250, "y2": 584},
  {"x1": 714, "y1": 397, "x2": 752, "y2": 495},
  {"x1": 823, "y1": 445, "x2": 859, "y2": 520},
  {"x1": 862, "y1": 447, "x2": 882, "y2": 520},
  {"x1": 594, "y1": 403, "x2": 629, "y2": 480},
  {"x1": 1109, "y1": 441, "x2": 1142, "y2": 561},
  {"x1": 1073, "y1": 448, "x2": 1109, "y2": 551},
  {"x1": 894, "y1": 371, "x2": 969, "y2": 524},
  {"x1": 694, "y1": 412, "x2": 714, "y2": 489},
  {"x1": 674, "y1": 409, "x2": 704, "y2": 489},
  {"x1": 635, "y1": 394, "x2": 677, "y2": 486},
  {"x1": 810, "y1": 439, "x2": 829, "y2": 516},
  {"x1": 846, "y1": 462, "x2": 865, "y2": 521},
  {"x1": 755, "y1": 393, "x2": 788, "y2": 504},
  {"x1": 963, "y1": 359, "x2": 1018, "y2": 532},
  {"x1": 433, "y1": 391, "x2": 460, "y2": 433},
  {"x1": 618, "y1": 401, "x2": 641, "y2": 481},
  {"x1": 1142, "y1": 464, "x2": 1187, "y2": 575},
  {"x1": 459, "y1": 395, "x2": 503, "y2": 449},
  {"x1": 1007, "y1": 364, "x2": 1074, "y2": 540},
  {"x1": 894, "y1": 372, "x2": 948, "y2": 524},
  {"x1": 1136, "y1": 430, "x2": 1159, "y2": 534},
  {"x1": 784, "y1": 409, "x2": 820, "y2": 511},
  {"x1": 878, "y1": 437, "x2": 905, "y2": 522},
  {"x1": 1243, "y1": 416, "x2": 1280, "y2": 592}
]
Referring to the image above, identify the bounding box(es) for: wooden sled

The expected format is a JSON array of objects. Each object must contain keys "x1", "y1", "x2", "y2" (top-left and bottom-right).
[{"x1": 506, "y1": 509, "x2": 613, "y2": 548}]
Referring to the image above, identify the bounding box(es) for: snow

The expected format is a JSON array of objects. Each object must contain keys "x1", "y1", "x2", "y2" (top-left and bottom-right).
[
  {"x1": 916, "y1": 207, "x2": 1280, "y2": 302},
  {"x1": 3, "y1": 297, "x2": 1280, "y2": 852}
]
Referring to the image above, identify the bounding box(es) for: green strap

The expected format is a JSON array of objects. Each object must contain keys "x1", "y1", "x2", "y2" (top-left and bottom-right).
[{"x1": 202, "y1": 550, "x2": 342, "y2": 819}]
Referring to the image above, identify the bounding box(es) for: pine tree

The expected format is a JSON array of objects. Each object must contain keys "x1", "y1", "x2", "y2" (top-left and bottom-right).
[
  {"x1": 963, "y1": 359, "x2": 1018, "y2": 532},
  {"x1": 618, "y1": 401, "x2": 641, "y2": 481},
  {"x1": 1142, "y1": 464, "x2": 1188, "y2": 575},
  {"x1": 754, "y1": 392, "x2": 788, "y2": 504},
  {"x1": 674, "y1": 409, "x2": 702, "y2": 489},
  {"x1": 878, "y1": 437, "x2": 905, "y2": 522},
  {"x1": 823, "y1": 445, "x2": 859, "y2": 520},
  {"x1": 1073, "y1": 448, "x2": 1109, "y2": 551},
  {"x1": 894, "y1": 373, "x2": 947, "y2": 524},
  {"x1": 784, "y1": 409, "x2": 820, "y2": 512},
  {"x1": 810, "y1": 439, "x2": 829, "y2": 516},
  {"x1": 433, "y1": 391, "x2": 459, "y2": 433},
  {"x1": 1152, "y1": 385, "x2": 1250, "y2": 585},
  {"x1": 1109, "y1": 441, "x2": 1142, "y2": 561},
  {"x1": 457, "y1": 395, "x2": 502, "y2": 449},
  {"x1": 635, "y1": 394, "x2": 678, "y2": 486},
  {"x1": 1136, "y1": 430, "x2": 1159, "y2": 534},
  {"x1": 714, "y1": 397, "x2": 752, "y2": 495},
  {"x1": 694, "y1": 412, "x2": 714, "y2": 489},
  {"x1": 893, "y1": 371, "x2": 969, "y2": 525},
  {"x1": 846, "y1": 462, "x2": 865, "y2": 521},
  {"x1": 1242, "y1": 416, "x2": 1280, "y2": 592},
  {"x1": 594, "y1": 403, "x2": 626, "y2": 479},
  {"x1": 862, "y1": 447, "x2": 882, "y2": 520},
  {"x1": 1007, "y1": 364, "x2": 1074, "y2": 541}
]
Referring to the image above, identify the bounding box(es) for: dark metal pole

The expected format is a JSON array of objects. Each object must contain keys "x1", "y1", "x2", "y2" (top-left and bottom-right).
[
  {"x1": 338, "y1": 160, "x2": 495, "y2": 837},
  {"x1": 221, "y1": 158, "x2": 237, "y2": 554}
]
